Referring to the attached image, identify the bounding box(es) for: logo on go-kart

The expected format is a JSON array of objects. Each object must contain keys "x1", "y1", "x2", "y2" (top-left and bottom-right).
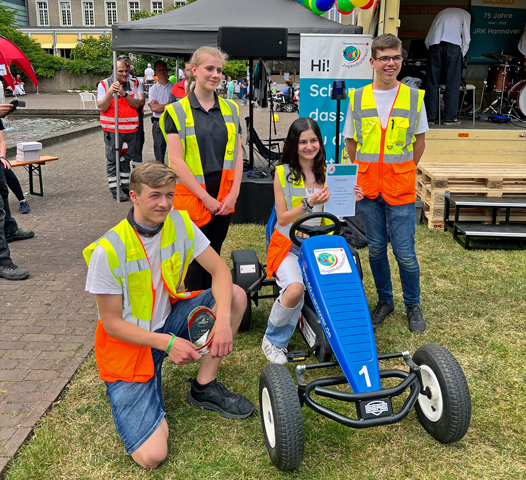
[
  {"x1": 365, "y1": 400, "x2": 389, "y2": 416},
  {"x1": 343, "y1": 46, "x2": 360, "y2": 63},
  {"x1": 316, "y1": 252, "x2": 338, "y2": 268}
]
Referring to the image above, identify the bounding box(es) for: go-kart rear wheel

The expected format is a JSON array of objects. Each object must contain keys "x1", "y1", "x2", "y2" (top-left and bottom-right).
[
  {"x1": 413, "y1": 344, "x2": 471, "y2": 443},
  {"x1": 238, "y1": 294, "x2": 252, "y2": 332},
  {"x1": 259, "y1": 364, "x2": 304, "y2": 471}
]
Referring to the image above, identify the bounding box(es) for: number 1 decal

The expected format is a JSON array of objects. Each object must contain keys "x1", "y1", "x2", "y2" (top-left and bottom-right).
[{"x1": 359, "y1": 365, "x2": 371, "y2": 387}]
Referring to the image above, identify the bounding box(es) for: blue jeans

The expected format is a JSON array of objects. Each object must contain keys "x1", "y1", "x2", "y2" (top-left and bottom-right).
[
  {"x1": 425, "y1": 41, "x2": 462, "y2": 122},
  {"x1": 357, "y1": 194, "x2": 420, "y2": 306},
  {"x1": 104, "y1": 289, "x2": 215, "y2": 454}
]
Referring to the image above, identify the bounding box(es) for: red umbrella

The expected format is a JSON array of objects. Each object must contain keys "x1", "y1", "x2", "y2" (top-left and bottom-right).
[{"x1": 0, "y1": 35, "x2": 38, "y2": 90}]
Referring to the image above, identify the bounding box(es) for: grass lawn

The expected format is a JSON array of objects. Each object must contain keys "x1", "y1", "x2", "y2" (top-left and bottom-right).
[{"x1": 4, "y1": 223, "x2": 526, "y2": 480}]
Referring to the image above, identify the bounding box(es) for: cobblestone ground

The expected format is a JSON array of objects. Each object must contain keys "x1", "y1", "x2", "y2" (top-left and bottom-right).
[{"x1": 0, "y1": 93, "x2": 298, "y2": 475}]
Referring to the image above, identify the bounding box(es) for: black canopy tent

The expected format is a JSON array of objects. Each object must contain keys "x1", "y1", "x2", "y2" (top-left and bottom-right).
[
  {"x1": 111, "y1": 0, "x2": 362, "y2": 171},
  {"x1": 111, "y1": 0, "x2": 360, "y2": 59}
]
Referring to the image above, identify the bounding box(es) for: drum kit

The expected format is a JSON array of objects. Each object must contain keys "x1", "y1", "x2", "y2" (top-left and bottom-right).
[{"x1": 482, "y1": 52, "x2": 526, "y2": 119}]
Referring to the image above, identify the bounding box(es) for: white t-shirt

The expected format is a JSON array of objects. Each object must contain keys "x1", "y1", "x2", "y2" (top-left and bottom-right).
[
  {"x1": 303, "y1": 187, "x2": 323, "y2": 227},
  {"x1": 85, "y1": 221, "x2": 210, "y2": 332},
  {"x1": 148, "y1": 81, "x2": 174, "y2": 118},
  {"x1": 144, "y1": 67, "x2": 155, "y2": 81},
  {"x1": 343, "y1": 85, "x2": 429, "y2": 140}
]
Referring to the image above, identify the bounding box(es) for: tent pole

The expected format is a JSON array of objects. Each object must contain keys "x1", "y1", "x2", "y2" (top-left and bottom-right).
[
  {"x1": 248, "y1": 57, "x2": 254, "y2": 170},
  {"x1": 113, "y1": 51, "x2": 122, "y2": 203}
]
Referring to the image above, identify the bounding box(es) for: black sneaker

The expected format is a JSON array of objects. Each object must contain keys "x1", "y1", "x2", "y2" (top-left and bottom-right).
[
  {"x1": 0, "y1": 263, "x2": 29, "y2": 280},
  {"x1": 406, "y1": 305, "x2": 426, "y2": 334},
  {"x1": 187, "y1": 379, "x2": 255, "y2": 420},
  {"x1": 111, "y1": 191, "x2": 129, "y2": 202},
  {"x1": 370, "y1": 300, "x2": 394, "y2": 325},
  {"x1": 6, "y1": 228, "x2": 35, "y2": 243}
]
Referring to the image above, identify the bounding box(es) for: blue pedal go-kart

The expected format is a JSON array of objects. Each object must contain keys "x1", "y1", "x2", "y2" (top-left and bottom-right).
[{"x1": 248, "y1": 212, "x2": 471, "y2": 471}]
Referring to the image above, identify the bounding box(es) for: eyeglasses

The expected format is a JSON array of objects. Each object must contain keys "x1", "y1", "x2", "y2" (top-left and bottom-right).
[
  {"x1": 117, "y1": 55, "x2": 131, "y2": 61},
  {"x1": 373, "y1": 55, "x2": 404, "y2": 64}
]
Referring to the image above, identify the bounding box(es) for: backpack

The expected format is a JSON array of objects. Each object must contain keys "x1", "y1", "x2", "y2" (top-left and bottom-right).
[{"x1": 341, "y1": 211, "x2": 368, "y2": 249}]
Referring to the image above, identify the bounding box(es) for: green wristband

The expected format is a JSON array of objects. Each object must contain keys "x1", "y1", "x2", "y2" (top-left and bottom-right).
[{"x1": 165, "y1": 333, "x2": 176, "y2": 354}]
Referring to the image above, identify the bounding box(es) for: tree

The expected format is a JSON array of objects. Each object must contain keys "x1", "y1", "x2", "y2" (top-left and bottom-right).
[
  {"x1": 0, "y1": 6, "x2": 65, "y2": 78},
  {"x1": 68, "y1": 34, "x2": 113, "y2": 76},
  {"x1": 223, "y1": 61, "x2": 248, "y2": 80}
]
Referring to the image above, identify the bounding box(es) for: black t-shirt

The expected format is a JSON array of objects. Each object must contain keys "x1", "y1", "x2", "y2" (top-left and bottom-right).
[{"x1": 164, "y1": 91, "x2": 241, "y2": 176}]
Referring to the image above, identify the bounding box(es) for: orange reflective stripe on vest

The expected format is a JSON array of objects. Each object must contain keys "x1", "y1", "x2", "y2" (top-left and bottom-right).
[{"x1": 99, "y1": 78, "x2": 139, "y2": 133}]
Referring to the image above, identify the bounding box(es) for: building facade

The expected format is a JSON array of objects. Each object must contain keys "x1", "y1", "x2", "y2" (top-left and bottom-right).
[{"x1": 16, "y1": 0, "x2": 187, "y2": 57}]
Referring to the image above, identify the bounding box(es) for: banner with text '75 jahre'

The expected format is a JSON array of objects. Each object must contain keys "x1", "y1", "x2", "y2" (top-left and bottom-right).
[{"x1": 299, "y1": 34, "x2": 373, "y2": 164}]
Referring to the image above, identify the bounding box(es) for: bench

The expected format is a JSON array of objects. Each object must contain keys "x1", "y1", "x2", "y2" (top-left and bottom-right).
[
  {"x1": 444, "y1": 192, "x2": 526, "y2": 250},
  {"x1": 10, "y1": 156, "x2": 59, "y2": 197}
]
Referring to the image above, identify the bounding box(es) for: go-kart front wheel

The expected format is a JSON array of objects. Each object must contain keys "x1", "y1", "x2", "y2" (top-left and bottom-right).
[
  {"x1": 413, "y1": 344, "x2": 471, "y2": 443},
  {"x1": 259, "y1": 364, "x2": 304, "y2": 471}
]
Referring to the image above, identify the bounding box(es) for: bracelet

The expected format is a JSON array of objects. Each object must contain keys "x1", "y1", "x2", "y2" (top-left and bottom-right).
[
  {"x1": 301, "y1": 197, "x2": 313, "y2": 213},
  {"x1": 165, "y1": 333, "x2": 176, "y2": 354}
]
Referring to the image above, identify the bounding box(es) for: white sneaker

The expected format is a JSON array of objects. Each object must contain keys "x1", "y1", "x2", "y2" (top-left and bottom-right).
[{"x1": 262, "y1": 336, "x2": 288, "y2": 364}]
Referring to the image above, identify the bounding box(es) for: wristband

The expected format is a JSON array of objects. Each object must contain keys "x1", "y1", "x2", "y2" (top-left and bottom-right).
[{"x1": 165, "y1": 333, "x2": 176, "y2": 354}]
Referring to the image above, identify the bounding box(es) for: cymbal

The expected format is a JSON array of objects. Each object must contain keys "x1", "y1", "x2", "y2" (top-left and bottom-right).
[{"x1": 482, "y1": 53, "x2": 518, "y2": 62}]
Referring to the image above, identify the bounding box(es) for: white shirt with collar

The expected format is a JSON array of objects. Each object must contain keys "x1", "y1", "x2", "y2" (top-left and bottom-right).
[
  {"x1": 425, "y1": 8, "x2": 471, "y2": 57},
  {"x1": 148, "y1": 81, "x2": 174, "y2": 118}
]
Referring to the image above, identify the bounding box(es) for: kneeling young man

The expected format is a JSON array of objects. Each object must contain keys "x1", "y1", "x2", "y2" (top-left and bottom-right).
[{"x1": 84, "y1": 162, "x2": 253, "y2": 469}]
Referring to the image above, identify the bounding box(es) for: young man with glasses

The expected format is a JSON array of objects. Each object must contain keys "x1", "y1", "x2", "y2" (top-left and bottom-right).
[{"x1": 344, "y1": 33, "x2": 429, "y2": 334}]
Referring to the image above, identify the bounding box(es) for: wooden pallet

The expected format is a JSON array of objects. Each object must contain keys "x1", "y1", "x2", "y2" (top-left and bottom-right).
[
  {"x1": 417, "y1": 163, "x2": 526, "y2": 190},
  {"x1": 417, "y1": 193, "x2": 526, "y2": 222},
  {"x1": 416, "y1": 180, "x2": 526, "y2": 205}
]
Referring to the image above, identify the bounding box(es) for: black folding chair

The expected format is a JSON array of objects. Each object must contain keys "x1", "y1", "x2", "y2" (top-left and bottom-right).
[{"x1": 244, "y1": 116, "x2": 285, "y2": 168}]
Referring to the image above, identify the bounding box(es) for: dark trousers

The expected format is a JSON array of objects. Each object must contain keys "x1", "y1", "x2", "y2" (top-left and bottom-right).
[
  {"x1": 103, "y1": 130, "x2": 137, "y2": 194},
  {"x1": 2, "y1": 165, "x2": 24, "y2": 202},
  {"x1": 0, "y1": 164, "x2": 17, "y2": 237},
  {"x1": 0, "y1": 167, "x2": 13, "y2": 266},
  {"x1": 425, "y1": 42, "x2": 462, "y2": 122},
  {"x1": 184, "y1": 171, "x2": 232, "y2": 291},
  {"x1": 134, "y1": 111, "x2": 144, "y2": 167},
  {"x1": 151, "y1": 119, "x2": 167, "y2": 163}
]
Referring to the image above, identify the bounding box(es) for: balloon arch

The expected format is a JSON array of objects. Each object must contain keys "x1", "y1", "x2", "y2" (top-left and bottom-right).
[{"x1": 295, "y1": 0, "x2": 374, "y2": 16}]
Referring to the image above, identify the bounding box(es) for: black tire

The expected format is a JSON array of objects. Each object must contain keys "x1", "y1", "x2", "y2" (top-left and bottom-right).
[
  {"x1": 413, "y1": 344, "x2": 471, "y2": 443},
  {"x1": 259, "y1": 364, "x2": 304, "y2": 471},
  {"x1": 238, "y1": 294, "x2": 252, "y2": 332},
  {"x1": 284, "y1": 103, "x2": 294, "y2": 113},
  {"x1": 275, "y1": 104, "x2": 282, "y2": 112}
]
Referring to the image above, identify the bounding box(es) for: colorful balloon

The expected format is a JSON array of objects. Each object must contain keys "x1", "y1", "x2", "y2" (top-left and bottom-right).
[
  {"x1": 309, "y1": 0, "x2": 324, "y2": 15},
  {"x1": 169, "y1": 75, "x2": 177, "y2": 84},
  {"x1": 351, "y1": 0, "x2": 369, "y2": 7},
  {"x1": 335, "y1": 0, "x2": 354, "y2": 15},
  {"x1": 303, "y1": 0, "x2": 313, "y2": 11},
  {"x1": 361, "y1": 0, "x2": 374, "y2": 9},
  {"x1": 314, "y1": 0, "x2": 336, "y2": 12},
  {"x1": 274, "y1": 113, "x2": 279, "y2": 123}
]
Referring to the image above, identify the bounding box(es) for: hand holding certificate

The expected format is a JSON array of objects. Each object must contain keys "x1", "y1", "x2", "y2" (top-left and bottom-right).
[{"x1": 324, "y1": 164, "x2": 359, "y2": 217}]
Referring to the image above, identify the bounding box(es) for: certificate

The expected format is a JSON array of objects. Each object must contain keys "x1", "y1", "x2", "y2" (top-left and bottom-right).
[{"x1": 325, "y1": 164, "x2": 358, "y2": 217}]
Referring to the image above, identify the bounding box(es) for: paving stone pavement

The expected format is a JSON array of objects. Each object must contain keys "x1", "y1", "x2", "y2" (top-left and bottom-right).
[{"x1": 0, "y1": 93, "x2": 298, "y2": 476}]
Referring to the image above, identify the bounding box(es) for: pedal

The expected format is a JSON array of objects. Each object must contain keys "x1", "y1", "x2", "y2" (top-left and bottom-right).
[{"x1": 287, "y1": 350, "x2": 311, "y2": 362}]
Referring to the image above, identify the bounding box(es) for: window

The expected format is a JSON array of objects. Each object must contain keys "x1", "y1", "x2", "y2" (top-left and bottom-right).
[
  {"x1": 60, "y1": 1, "x2": 72, "y2": 26},
  {"x1": 152, "y1": 1, "x2": 163, "y2": 14},
  {"x1": 37, "y1": 1, "x2": 49, "y2": 26},
  {"x1": 328, "y1": 6, "x2": 341, "y2": 24},
  {"x1": 106, "y1": 1, "x2": 117, "y2": 25},
  {"x1": 129, "y1": 1, "x2": 139, "y2": 20},
  {"x1": 83, "y1": 1, "x2": 94, "y2": 26},
  {"x1": 173, "y1": 1, "x2": 185, "y2": 7}
]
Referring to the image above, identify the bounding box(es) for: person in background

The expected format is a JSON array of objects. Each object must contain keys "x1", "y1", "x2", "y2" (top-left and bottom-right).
[
  {"x1": 148, "y1": 61, "x2": 173, "y2": 163},
  {"x1": 144, "y1": 63, "x2": 155, "y2": 86},
  {"x1": 97, "y1": 60, "x2": 142, "y2": 201},
  {"x1": 271, "y1": 82, "x2": 277, "y2": 96},
  {"x1": 168, "y1": 60, "x2": 191, "y2": 103},
  {"x1": 241, "y1": 79, "x2": 248, "y2": 106},
  {"x1": 344, "y1": 33, "x2": 428, "y2": 334},
  {"x1": 160, "y1": 46, "x2": 243, "y2": 291},
  {"x1": 424, "y1": 8, "x2": 471, "y2": 126},
  {"x1": 226, "y1": 76, "x2": 234, "y2": 100},
  {"x1": 0, "y1": 105, "x2": 33, "y2": 279},
  {"x1": 118, "y1": 55, "x2": 146, "y2": 168}
]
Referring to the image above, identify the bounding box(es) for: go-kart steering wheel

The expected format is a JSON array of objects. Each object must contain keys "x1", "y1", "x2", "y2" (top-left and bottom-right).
[{"x1": 289, "y1": 212, "x2": 342, "y2": 247}]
